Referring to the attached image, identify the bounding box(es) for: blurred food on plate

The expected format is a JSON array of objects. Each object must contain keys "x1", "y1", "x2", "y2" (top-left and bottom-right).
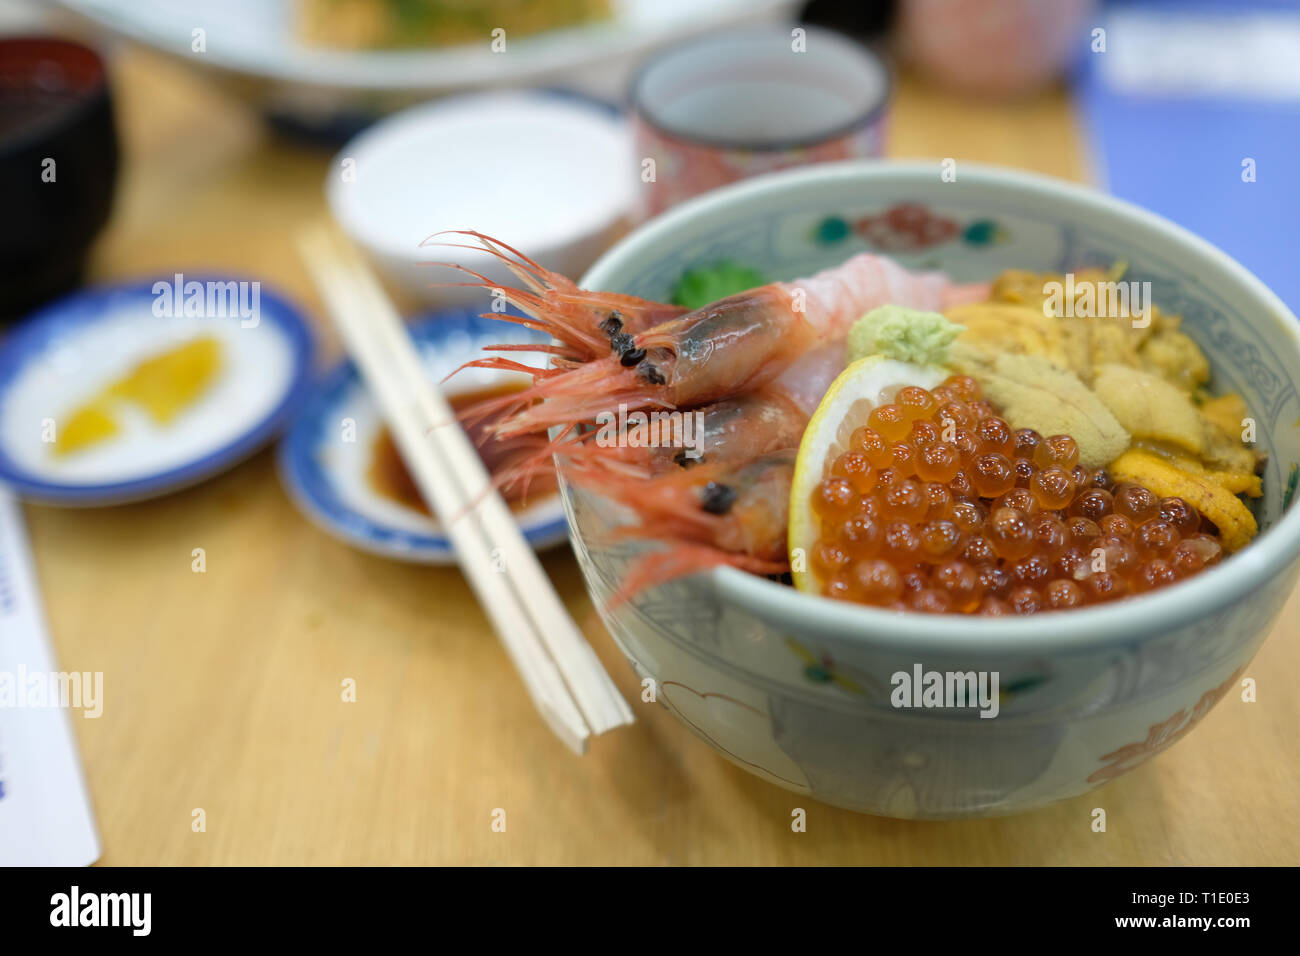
[
  {"x1": 54, "y1": 336, "x2": 223, "y2": 457},
  {"x1": 51, "y1": 0, "x2": 802, "y2": 131},
  {"x1": 0, "y1": 281, "x2": 314, "y2": 505},
  {"x1": 297, "y1": 0, "x2": 612, "y2": 49}
]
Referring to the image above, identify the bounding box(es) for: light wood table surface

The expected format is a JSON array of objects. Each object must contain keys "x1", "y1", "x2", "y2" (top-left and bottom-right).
[{"x1": 26, "y1": 47, "x2": 1299, "y2": 865}]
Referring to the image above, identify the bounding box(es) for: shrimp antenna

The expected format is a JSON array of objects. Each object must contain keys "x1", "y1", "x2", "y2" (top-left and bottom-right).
[{"x1": 422, "y1": 230, "x2": 560, "y2": 290}]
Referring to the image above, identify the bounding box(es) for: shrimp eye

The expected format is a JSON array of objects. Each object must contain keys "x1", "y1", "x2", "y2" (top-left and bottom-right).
[
  {"x1": 639, "y1": 364, "x2": 666, "y2": 385},
  {"x1": 600, "y1": 312, "x2": 623, "y2": 335},
  {"x1": 620, "y1": 347, "x2": 647, "y2": 367},
  {"x1": 701, "y1": 481, "x2": 737, "y2": 515}
]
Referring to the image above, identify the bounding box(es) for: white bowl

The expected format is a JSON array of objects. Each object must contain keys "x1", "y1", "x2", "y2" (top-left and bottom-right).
[{"x1": 327, "y1": 92, "x2": 633, "y2": 307}]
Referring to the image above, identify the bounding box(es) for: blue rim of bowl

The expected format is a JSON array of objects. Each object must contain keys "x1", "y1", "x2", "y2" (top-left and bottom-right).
[
  {"x1": 276, "y1": 309, "x2": 569, "y2": 562},
  {"x1": 578, "y1": 159, "x2": 1300, "y2": 653},
  {"x1": 0, "y1": 278, "x2": 316, "y2": 506}
]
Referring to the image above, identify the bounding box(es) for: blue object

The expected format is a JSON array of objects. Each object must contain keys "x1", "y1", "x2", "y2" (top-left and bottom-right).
[
  {"x1": 1077, "y1": 0, "x2": 1300, "y2": 311},
  {"x1": 0, "y1": 279, "x2": 315, "y2": 505},
  {"x1": 276, "y1": 309, "x2": 569, "y2": 563}
]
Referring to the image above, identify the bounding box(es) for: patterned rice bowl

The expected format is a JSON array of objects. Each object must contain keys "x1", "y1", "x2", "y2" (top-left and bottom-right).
[{"x1": 566, "y1": 161, "x2": 1300, "y2": 818}]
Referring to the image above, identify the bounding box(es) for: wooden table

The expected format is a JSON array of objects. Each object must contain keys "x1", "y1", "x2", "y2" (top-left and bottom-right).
[{"x1": 28, "y1": 47, "x2": 1299, "y2": 865}]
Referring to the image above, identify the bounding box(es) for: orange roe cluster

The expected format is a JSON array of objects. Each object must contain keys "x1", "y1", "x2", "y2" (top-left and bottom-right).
[{"x1": 809, "y1": 376, "x2": 1225, "y2": 615}]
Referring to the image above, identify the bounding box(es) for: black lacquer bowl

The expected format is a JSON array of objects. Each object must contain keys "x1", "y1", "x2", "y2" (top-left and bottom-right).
[{"x1": 0, "y1": 36, "x2": 118, "y2": 322}]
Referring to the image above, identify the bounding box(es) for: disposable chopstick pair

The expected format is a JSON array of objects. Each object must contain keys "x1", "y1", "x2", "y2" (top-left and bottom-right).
[{"x1": 297, "y1": 226, "x2": 633, "y2": 755}]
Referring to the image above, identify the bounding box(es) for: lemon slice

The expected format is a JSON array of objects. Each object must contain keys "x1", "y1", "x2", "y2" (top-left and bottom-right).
[{"x1": 789, "y1": 355, "x2": 947, "y2": 594}]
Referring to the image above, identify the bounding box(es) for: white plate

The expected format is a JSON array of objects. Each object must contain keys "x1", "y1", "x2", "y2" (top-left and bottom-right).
[
  {"x1": 56, "y1": 0, "x2": 801, "y2": 102},
  {"x1": 277, "y1": 309, "x2": 567, "y2": 563},
  {"x1": 0, "y1": 280, "x2": 314, "y2": 505}
]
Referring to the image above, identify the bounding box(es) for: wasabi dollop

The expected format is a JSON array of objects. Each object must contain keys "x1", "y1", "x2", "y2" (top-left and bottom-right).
[{"x1": 847, "y1": 305, "x2": 964, "y2": 366}]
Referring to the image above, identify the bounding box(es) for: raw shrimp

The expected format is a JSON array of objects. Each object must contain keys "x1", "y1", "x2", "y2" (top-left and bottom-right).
[
  {"x1": 492, "y1": 387, "x2": 809, "y2": 499},
  {"x1": 458, "y1": 251, "x2": 974, "y2": 438},
  {"x1": 424, "y1": 231, "x2": 686, "y2": 370},
  {"x1": 581, "y1": 386, "x2": 807, "y2": 472},
  {"x1": 463, "y1": 325, "x2": 842, "y2": 500},
  {"x1": 562, "y1": 449, "x2": 796, "y2": 604}
]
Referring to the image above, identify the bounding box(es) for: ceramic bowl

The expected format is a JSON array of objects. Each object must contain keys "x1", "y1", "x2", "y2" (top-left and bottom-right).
[
  {"x1": 326, "y1": 91, "x2": 632, "y2": 306},
  {"x1": 630, "y1": 26, "x2": 889, "y2": 220},
  {"x1": 567, "y1": 160, "x2": 1300, "y2": 818},
  {"x1": 0, "y1": 36, "x2": 118, "y2": 321}
]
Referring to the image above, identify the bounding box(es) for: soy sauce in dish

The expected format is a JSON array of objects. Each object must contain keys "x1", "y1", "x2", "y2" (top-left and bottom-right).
[{"x1": 366, "y1": 381, "x2": 555, "y2": 515}]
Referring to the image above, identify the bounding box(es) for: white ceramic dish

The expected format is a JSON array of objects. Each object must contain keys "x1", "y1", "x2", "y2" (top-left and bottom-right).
[
  {"x1": 277, "y1": 309, "x2": 567, "y2": 562},
  {"x1": 327, "y1": 91, "x2": 632, "y2": 306},
  {"x1": 55, "y1": 0, "x2": 801, "y2": 122},
  {"x1": 0, "y1": 280, "x2": 314, "y2": 505}
]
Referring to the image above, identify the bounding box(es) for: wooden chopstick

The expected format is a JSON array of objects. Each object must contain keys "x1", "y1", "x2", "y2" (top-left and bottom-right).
[{"x1": 297, "y1": 226, "x2": 633, "y2": 755}]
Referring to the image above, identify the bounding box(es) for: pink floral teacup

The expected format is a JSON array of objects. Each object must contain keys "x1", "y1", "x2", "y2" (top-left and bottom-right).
[{"x1": 631, "y1": 27, "x2": 890, "y2": 220}]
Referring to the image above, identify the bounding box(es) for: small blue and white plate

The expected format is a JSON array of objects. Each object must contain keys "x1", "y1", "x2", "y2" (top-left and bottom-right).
[
  {"x1": 0, "y1": 279, "x2": 315, "y2": 505},
  {"x1": 277, "y1": 309, "x2": 568, "y2": 563}
]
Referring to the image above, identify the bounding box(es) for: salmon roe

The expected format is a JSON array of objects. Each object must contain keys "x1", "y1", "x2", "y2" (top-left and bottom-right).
[{"x1": 810, "y1": 376, "x2": 1225, "y2": 614}]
